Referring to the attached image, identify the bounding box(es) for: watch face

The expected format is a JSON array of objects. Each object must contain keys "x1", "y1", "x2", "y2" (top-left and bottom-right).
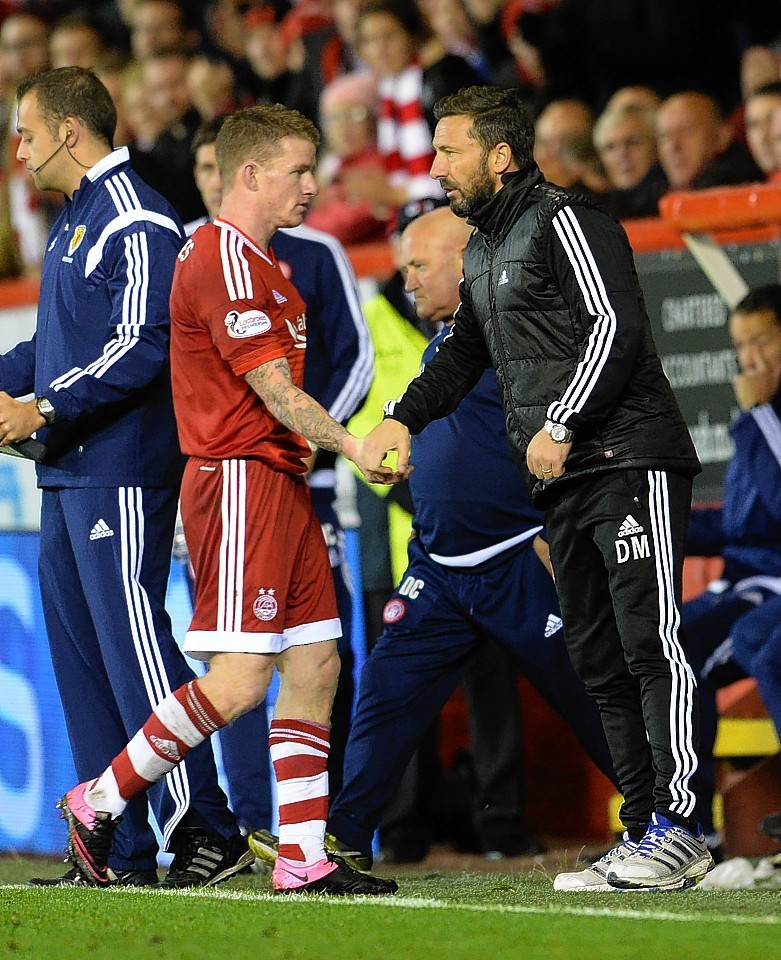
[
  {"x1": 552, "y1": 424, "x2": 566, "y2": 441},
  {"x1": 37, "y1": 398, "x2": 55, "y2": 423}
]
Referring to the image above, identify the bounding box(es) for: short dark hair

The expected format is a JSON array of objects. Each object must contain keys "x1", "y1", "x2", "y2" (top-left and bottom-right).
[
  {"x1": 216, "y1": 103, "x2": 320, "y2": 187},
  {"x1": 17, "y1": 66, "x2": 116, "y2": 148},
  {"x1": 433, "y1": 85, "x2": 535, "y2": 167},
  {"x1": 357, "y1": 0, "x2": 432, "y2": 44},
  {"x1": 191, "y1": 115, "x2": 228, "y2": 157},
  {"x1": 51, "y1": 11, "x2": 104, "y2": 41},
  {"x1": 733, "y1": 284, "x2": 781, "y2": 323}
]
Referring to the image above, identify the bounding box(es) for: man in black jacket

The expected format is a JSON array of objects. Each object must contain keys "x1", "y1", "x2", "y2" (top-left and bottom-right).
[{"x1": 360, "y1": 85, "x2": 712, "y2": 892}]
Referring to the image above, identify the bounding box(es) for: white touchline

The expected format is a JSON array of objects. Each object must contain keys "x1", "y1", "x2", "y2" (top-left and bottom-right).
[{"x1": 14, "y1": 885, "x2": 769, "y2": 927}]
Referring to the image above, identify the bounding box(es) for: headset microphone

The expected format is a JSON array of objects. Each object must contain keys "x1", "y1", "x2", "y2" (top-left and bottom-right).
[{"x1": 32, "y1": 131, "x2": 71, "y2": 174}]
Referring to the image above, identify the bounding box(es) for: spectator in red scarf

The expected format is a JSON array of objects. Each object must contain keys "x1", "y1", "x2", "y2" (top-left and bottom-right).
[
  {"x1": 343, "y1": 0, "x2": 483, "y2": 211},
  {"x1": 306, "y1": 70, "x2": 390, "y2": 244}
]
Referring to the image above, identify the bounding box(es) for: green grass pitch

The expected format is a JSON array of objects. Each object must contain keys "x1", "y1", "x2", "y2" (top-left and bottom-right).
[{"x1": 1, "y1": 855, "x2": 779, "y2": 960}]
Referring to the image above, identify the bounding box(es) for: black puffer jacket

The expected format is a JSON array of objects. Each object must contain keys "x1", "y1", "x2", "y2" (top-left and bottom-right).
[{"x1": 387, "y1": 165, "x2": 701, "y2": 506}]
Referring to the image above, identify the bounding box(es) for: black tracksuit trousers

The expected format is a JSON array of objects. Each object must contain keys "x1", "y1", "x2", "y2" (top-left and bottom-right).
[{"x1": 545, "y1": 468, "x2": 700, "y2": 837}]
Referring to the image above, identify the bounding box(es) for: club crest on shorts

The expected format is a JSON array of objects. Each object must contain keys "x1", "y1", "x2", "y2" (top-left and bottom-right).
[
  {"x1": 382, "y1": 598, "x2": 407, "y2": 624},
  {"x1": 253, "y1": 587, "x2": 278, "y2": 621}
]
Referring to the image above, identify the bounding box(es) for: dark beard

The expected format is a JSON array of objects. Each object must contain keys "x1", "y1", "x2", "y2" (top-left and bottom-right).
[{"x1": 448, "y1": 163, "x2": 495, "y2": 218}]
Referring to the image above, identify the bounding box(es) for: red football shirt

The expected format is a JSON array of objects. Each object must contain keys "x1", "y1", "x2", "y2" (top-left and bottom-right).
[{"x1": 170, "y1": 218, "x2": 311, "y2": 473}]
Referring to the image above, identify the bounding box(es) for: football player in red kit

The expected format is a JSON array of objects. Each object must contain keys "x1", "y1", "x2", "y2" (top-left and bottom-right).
[{"x1": 56, "y1": 103, "x2": 398, "y2": 896}]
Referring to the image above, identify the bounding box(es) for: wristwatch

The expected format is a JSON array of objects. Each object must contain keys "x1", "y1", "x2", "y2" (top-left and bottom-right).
[
  {"x1": 35, "y1": 396, "x2": 56, "y2": 426},
  {"x1": 543, "y1": 418, "x2": 573, "y2": 444}
]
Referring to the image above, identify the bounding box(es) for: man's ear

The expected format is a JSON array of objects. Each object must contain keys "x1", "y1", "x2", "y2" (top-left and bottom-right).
[
  {"x1": 62, "y1": 117, "x2": 79, "y2": 144},
  {"x1": 242, "y1": 160, "x2": 259, "y2": 190},
  {"x1": 492, "y1": 141, "x2": 514, "y2": 175}
]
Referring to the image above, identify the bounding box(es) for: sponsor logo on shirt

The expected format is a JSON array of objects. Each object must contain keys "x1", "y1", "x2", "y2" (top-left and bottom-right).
[
  {"x1": 225, "y1": 308, "x2": 272, "y2": 338},
  {"x1": 177, "y1": 238, "x2": 194, "y2": 261},
  {"x1": 544, "y1": 614, "x2": 563, "y2": 638},
  {"x1": 285, "y1": 314, "x2": 307, "y2": 348},
  {"x1": 253, "y1": 587, "x2": 278, "y2": 621}
]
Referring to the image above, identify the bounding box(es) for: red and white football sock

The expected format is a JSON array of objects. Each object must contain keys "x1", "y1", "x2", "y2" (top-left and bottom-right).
[
  {"x1": 270, "y1": 717, "x2": 336, "y2": 884},
  {"x1": 84, "y1": 680, "x2": 225, "y2": 818}
]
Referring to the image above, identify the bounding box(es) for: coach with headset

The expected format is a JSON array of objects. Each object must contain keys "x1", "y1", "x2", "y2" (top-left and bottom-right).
[{"x1": 0, "y1": 66, "x2": 248, "y2": 888}]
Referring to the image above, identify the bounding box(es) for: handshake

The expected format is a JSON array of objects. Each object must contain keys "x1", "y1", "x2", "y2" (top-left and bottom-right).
[{"x1": 343, "y1": 418, "x2": 413, "y2": 485}]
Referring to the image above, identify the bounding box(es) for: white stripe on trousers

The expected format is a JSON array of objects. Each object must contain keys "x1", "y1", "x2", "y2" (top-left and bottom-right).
[
  {"x1": 647, "y1": 470, "x2": 698, "y2": 819},
  {"x1": 218, "y1": 460, "x2": 247, "y2": 633},
  {"x1": 118, "y1": 486, "x2": 190, "y2": 846}
]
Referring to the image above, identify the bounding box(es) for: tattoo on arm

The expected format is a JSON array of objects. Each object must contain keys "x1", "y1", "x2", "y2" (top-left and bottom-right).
[{"x1": 245, "y1": 357, "x2": 349, "y2": 454}]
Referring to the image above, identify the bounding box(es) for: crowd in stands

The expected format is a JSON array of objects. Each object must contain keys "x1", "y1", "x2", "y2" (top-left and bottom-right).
[{"x1": 0, "y1": 0, "x2": 778, "y2": 276}]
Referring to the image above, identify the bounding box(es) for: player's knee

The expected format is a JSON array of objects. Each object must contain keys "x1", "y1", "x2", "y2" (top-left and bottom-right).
[
  {"x1": 232, "y1": 676, "x2": 269, "y2": 716},
  {"x1": 286, "y1": 642, "x2": 340, "y2": 699},
  {"x1": 314, "y1": 645, "x2": 340, "y2": 698},
  {"x1": 201, "y1": 660, "x2": 273, "y2": 720}
]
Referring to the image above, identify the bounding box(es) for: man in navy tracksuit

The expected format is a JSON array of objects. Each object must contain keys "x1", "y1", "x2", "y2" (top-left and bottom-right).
[
  {"x1": 0, "y1": 67, "x2": 248, "y2": 886},
  {"x1": 181, "y1": 117, "x2": 373, "y2": 825},
  {"x1": 252, "y1": 205, "x2": 615, "y2": 868},
  {"x1": 683, "y1": 285, "x2": 781, "y2": 848}
]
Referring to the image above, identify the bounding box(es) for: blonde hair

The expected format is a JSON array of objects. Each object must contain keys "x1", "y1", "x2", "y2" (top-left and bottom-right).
[{"x1": 216, "y1": 103, "x2": 320, "y2": 187}]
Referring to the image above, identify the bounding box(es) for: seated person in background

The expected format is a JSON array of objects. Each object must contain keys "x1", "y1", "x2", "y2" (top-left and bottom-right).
[
  {"x1": 743, "y1": 82, "x2": 781, "y2": 179},
  {"x1": 740, "y1": 46, "x2": 781, "y2": 104},
  {"x1": 305, "y1": 71, "x2": 391, "y2": 244},
  {"x1": 0, "y1": 11, "x2": 53, "y2": 275},
  {"x1": 93, "y1": 53, "x2": 134, "y2": 148},
  {"x1": 731, "y1": 593, "x2": 781, "y2": 846},
  {"x1": 343, "y1": 0, "x2": 484, "y2": 211},
  {"x1": 603, "y1": 85, "x2": 662, "y2": 115},
  {"x1": 683, "y1": 284, "x2": 781, "y2": 856},
  {"x1": 186, "y1": 55, "x2": 241, "y2": 122},
  {"x1": 292, "y1": 0, "x2": 366, "y2": 116},
  {"x1": 421, "y1": 0, "x2": 493, "y2": 81},
  {"x1": 128, "y1": 0, "x2": 199, "y2": 59},
  {"x1": 768, "y1": 102, "x2": 781, "y2": 182},
  {"x1": 488, "y1": 0, "x2": 552, "y2": 107},
  {"x1": 656, "y1": 91, "x2": 762, "y2": 193},
  {"x1": 532, "y1": 97, "x2": 595, "y2": 188},
  {"x1": 49, "y1": 12, "x2": 108, "y2": 69},
  {"x1": 121, "y1": 61, "x2": 167, "y2": 153},
  {"x1": 730, "y1": 45, "x2": 781, "y2": 146},
  {"x1": 137, "y1": 50, "x2": 207, "y2": 223},
  {"x1": 556, "y1": 133, "x2": 609, "y2": 198},
  {"x1": 243, "y1": 3, "x2": 316, "y2": 120},
  {"x1": 594, "y1": 103, "x2": 667, "y2": 219}
]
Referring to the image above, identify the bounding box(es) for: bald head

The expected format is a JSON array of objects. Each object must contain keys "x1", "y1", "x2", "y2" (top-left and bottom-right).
[
  {"x1": 656, "y1": 92, "x2": 732, "y2": 189},
  {"x1": 533, "y1": 99, "x2": 594, "y2": 185},
  {"x1": 400, "y1": 206, "x2": 474, "y2": 325},
  {"x1": 604, "y1": 86, "x2": 661, "y2": 115}
]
